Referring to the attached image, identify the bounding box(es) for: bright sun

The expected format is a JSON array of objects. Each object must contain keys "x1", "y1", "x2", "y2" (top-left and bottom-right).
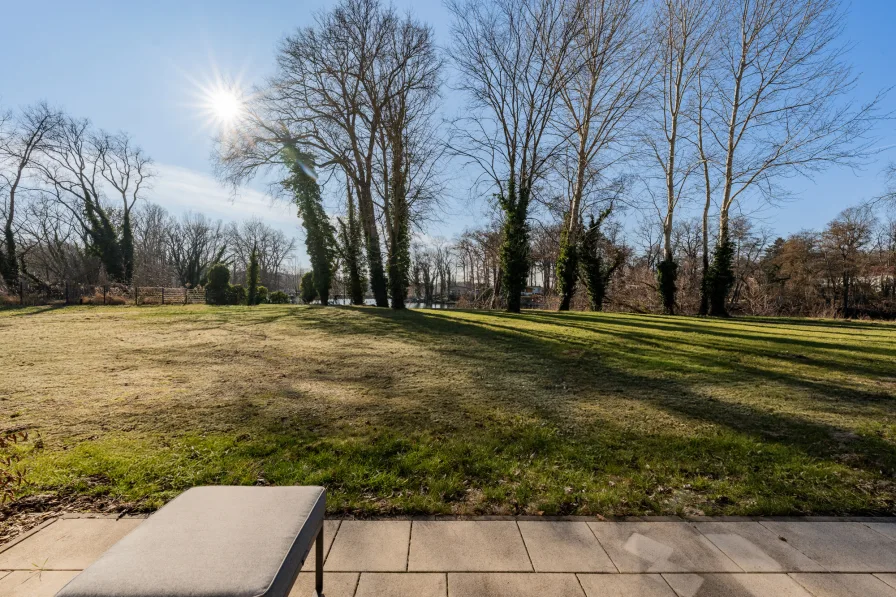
[{"x1": 206, "y1": 86, "x2": 244, "y2": 126}]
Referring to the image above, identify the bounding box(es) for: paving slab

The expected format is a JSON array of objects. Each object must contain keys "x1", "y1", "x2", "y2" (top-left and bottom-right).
[
  {"x1": 662, "y1": 573, "x2": 812, "y2": 597},
  {"x1": 878, "y1": 575, "x2": 896, "y2": 591},
  {"x1": 289, "y1": 571, "x2": 359, "y2": 597},
  {"x1": 790, "y1": 573, "x2": 896, "y2": 596},
  {"x1": 355, "y1": 572, "x2": 447, "y2": 597},
  {"x1": 299, "y1": 520, "x2": 342, "y2": 572},
  {"x1": 693, "y1": 522, "x2": 825, "y2": 572},
  {"x1": 518, "y1": 522, "x2": 616, "y2": 572},
  {"x1": 409, "y1": 522, "x2": 532, "y2": 572},
  {"x1": 0, "y1": 571, "x2": 80, "y2": 597},
  {"x1": 587, "y1": 523, "x2": 741, "y2": 573},
  {"x1": 326, "y1": 521, "x2": 411, "y2": 571},
  {"x1": 868, "y1": 523, "x2": 896, "y2": 542},
  {"x1": 760, "y1": 522, "x2": 896, "y2": 572},
  {"x1": 577, "y1": 573, "x2": 676, "y2": 596},
  {"x1": 0, "y1": 518, "x2": 143, "y2": 571},
  {"x1": 447, "y1": 572, "x2": 585, "y2": 596}
]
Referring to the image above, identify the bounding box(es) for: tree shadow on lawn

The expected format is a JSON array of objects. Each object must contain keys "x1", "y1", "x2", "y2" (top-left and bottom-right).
[
  {"x1": 301, "y1": 307, "x2": 896, "y2": 481},
  {"x1": 521, "y1": 311, "x2": 896, "y2": 359},
  {"x1": 512, "y1": 312, "x2": 895, "y2": 407}
]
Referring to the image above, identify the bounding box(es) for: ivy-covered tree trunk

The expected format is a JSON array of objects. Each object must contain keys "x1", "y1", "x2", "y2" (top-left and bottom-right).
[
  {"x1": 84, "y1": 194, "x2": 125, "y2": 282},
  {"x1": 357, "y1": 181, "x2": 389, "y2": 308},
  {"x1": 283, "y1": 149, "x2": 336, "y2": 307},
  {"x1": 707, "y1": 220, "x2": 735, "y2": 317},
  {"x1": 657, "y1": 257, "x2": 678, "y2": 315},
  {"x1": 577, "y1": 208, "x2": 620, "y2": 312},
  {"x1": 387, "y1": 130, "x2": 411, "y2": 310},
  {"x1": 247, "y1": 246, "x2": 260, "y2": 306},
  {"x1": 699, "y1": 202, "x2": 711, "y2": 316},
  {"x1": 500, "y1": 179, "x2": 530, "y2": 314},
  {"x1": 556, "y1": 213, "x2": 579, "y2": 311},
  {"x1": 121, "y1": 210, "x2": 135, "y2": 284},
  {"x1": 339, "y1": 186, "x2": 366, "y2": 305},
  {"x1": 0, "y1": 223, "x2": 18, "y2": 290}
]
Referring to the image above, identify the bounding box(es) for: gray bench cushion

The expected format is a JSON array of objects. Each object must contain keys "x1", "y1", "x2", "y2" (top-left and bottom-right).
[{"x1": 56, "y1": 485, "x2": 325, "y2": 597}]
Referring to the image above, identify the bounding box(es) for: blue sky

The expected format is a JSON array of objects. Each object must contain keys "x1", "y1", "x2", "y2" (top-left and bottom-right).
[{"x1": 2, "y1": 0, "x2": 894, "y2": 262}]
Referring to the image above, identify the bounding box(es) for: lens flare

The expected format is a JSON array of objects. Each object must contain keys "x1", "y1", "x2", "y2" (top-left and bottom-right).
[{"x1": 205, "y1": 84, "x2": 244, "y2": 127}]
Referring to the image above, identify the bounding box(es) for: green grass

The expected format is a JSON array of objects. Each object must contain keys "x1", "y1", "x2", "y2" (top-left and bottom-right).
[{"x1": 2, "y1": 304, "x2": 895, "y2": 516}]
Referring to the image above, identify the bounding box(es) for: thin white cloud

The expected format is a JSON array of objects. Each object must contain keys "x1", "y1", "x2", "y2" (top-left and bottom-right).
[{"x1": 149, "y1": 162, "x2": 304, "y2": 240}]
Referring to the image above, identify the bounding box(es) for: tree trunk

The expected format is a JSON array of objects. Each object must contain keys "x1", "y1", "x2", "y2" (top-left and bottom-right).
[{"x1": 356, "y1": 180, "x2": 388, "y2": 307}]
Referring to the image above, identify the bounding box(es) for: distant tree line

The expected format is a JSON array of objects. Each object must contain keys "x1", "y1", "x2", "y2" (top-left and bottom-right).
[{"x1": 439, "y1": 203, "x2": 896, "y2": 318}]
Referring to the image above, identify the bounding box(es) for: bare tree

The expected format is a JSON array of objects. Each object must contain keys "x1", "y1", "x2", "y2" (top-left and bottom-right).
[
  {"x1": 35, "y1": 115, "x2": 150, "y2": 283},
  {"x1": 166, "y1": 212, "x2": 228, "y2": 288},
  {"x1": 96, "y1": 132, "x2": 154, "y2": 283},
  {"x1": 821, "y1": 205, "x2": 875, "y2": 316},
  {"x1": 643, "y1": 0, "x2": 716, "y2": 314},
  {"x1": 555, "y1": 0, "x2": 651, "y2": 310},
  {"x1": 0, "y1": 103, "x2": 61, "y2": 288},
  {"x1": 704, "y1": 0, "x2": 883, "y2": 315},
  {"x1": 448, "y1": 0, "x2": 577, "y2": 312},
  {"x1": 373, "y1": 13, "x2": 443, "y2": 308},
  {"x1": 228, "y1": 218, "x2": 297, "y2": 290},
  {"x1": 132, "y1": 202, "x2": 170, "y2": 286},
  {"x1": 16, "y1": 193, "x2": 98, "y2": 285},
  {"x1": 218, "y1": 0, "x2": 426, "y2": 308}
]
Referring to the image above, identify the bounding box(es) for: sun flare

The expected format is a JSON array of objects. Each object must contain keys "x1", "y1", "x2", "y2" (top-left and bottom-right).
[{"x1": 204, "y1": 85, "x2": 245, "y2": 127}]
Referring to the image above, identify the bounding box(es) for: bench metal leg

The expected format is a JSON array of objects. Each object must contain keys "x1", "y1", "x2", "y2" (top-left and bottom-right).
[{"x1": 315, "y1": 526, "x2": 324, "y2": 596}]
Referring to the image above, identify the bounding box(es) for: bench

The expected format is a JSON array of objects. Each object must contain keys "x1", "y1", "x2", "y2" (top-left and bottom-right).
[{"x1": 56, "y1": 486, "x2": 326, "y2": 597}]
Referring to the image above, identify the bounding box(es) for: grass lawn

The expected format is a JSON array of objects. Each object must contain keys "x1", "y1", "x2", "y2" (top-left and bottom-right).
[{"x1": 1, "y1": 304, "x2": 895, "y2": 518}]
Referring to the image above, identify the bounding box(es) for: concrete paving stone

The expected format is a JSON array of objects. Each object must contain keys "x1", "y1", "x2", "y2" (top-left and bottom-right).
[
  {"x1": 447, "y1": 572, "x2": 585, "y2": 596},
  {"x1": 577, "y1": 573, "x2": 676, "y2": 596},
  {"x1": 0, "y1": 518, "x2": 143, "y2": 571},
  {"x1": 877, "y1": 575, "x2": 896, "y2": 591},
  {"x1": 662, "y1": 573, "x2": 813, "y2": 597},
  {"x1": 289, "y1": 571, "x2": 359, "y2": 597},
  {"x1": 409, "y1": 522, "x2": 532, "y2": 572},
  {"x1": 587, "y1": 523, "x2": 741, "y2": 573},
  {"x1": 790, "y1": 573, "x2": 896, "y2": 597},
  {"x1": 868, "y1": 523, "x2": 896, "y2": 542},
  {"x1": 760, "y1": 522, "x2": 896, "y2": 572},
  {"x1": 355, "y1": 572, "x2": 447, "y2": 597},
  {"x1": 326, "y1": 521, "x2": 411, "y2": 571},
  {"x1": 0, "y1": 570, "x2": 80, "y2": 597},
  {"x1": 299, "y1": 520, "x2": 342, "y2": 572},
  {"x1": 518, "y1": 522, "x2": 616, "y2": 572},
  {"x1": 694, "y1": 522, "x2": 825, "y2": 572}
]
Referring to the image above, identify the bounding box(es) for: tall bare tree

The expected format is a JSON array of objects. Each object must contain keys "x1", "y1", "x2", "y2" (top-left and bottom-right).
[
  {"x1": 374, "y1": 14, "x2": 442, "y2": 308},
  {"x1": 704, "y1": 0, "x2": 882, "y2": 315},
  {"x1": 34, "y1": 115, "x2": 152, "y2": 283},
  {"x1": 217, "y1": 0, "x2": 440, "y2": 308},
  {"x1": 448, "y1": 0, "x2": 577, "y2": 312},
  {"x1": 96, "y1": 132, "x2": 154, "y2": 283},
  {"x1": 644, "y1": 0, "x2": 716, "y2": 314},
  {"x1": 555, "y1": 0, "x2": 651, "y2": 310},
  {"x1": 0, "y1": 103, "x2": 61, "y2": 288}
]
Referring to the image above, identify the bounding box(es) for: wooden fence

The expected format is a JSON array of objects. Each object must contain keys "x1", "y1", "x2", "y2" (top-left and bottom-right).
[
  {"x1": 135, "y1": 287, "x2": 205, "y2": 305},
  {"x1": 1, "y1": 282, "x2": 206, "y2": 306}
]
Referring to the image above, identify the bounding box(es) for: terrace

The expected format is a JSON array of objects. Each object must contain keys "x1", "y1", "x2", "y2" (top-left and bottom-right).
[{"x1": 2, "y1": 515, "x2": 895, "y2": 596}]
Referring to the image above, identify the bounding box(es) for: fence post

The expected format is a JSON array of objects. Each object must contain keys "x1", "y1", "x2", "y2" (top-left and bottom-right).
[
  {"x1": 65, "y1": 281, "x2": 69, "y2": 306},
  {"x1": 19, "y1": 280, "x2": 24, "y2": 305},
  {"x1": 103, "y1": 285, "x2": 107, "y2": 305},
  {"x1": 135, "y1": 286, "x2": 138, "y2": 305},
  {"x1": 161, "y1": 287, "x2": 165, "y2": 305}
]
